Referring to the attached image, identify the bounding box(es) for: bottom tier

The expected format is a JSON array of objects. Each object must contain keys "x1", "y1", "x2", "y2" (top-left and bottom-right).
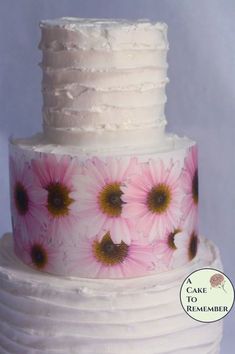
[{"x1": 0, "y1": 234, "x2": 223, "y2": 354}]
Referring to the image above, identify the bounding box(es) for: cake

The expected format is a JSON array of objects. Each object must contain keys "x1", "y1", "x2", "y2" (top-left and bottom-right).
[{"x1": 0, "y1": 18, "x2": 223, "y2": 353}]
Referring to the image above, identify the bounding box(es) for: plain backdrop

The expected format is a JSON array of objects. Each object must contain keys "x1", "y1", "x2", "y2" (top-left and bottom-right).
[{"x1": 0, "y1": 0, "x2": 234, "y2": 352}]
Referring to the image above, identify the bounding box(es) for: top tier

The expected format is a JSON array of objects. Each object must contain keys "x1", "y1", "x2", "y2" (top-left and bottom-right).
[{"x1": 40, "y1": 18, "x2": 169, "y2": 149}]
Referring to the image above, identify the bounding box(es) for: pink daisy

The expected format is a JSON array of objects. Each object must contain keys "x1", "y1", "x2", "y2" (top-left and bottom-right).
[
  {"x1": 72, "y1": 157, "x2": 138, "y2": 245},
  {"x1": 13, "y1": 225, "x2": 65, "y2": 274},
  {"x1": 122, "y1": 158, "x2": 182, "y2": 242},
  {"x1": 153, "y1": 228, "x2": 188, "y2": 269},
  {"x1": 181, "y1": 145, "x2": 199, "y2": 233},
  {"x1": 67, "y1": 231, "x2": 155, "y2": 278},
  {"x1": 9, "y1": 155, "x2": 47, "y2": 239},
  {"x1": 31, "y1": 154, "x2": 80, "y2": 238},
  {"x1": 171, "y1": 229, "x2": 199, "y2": 268}
]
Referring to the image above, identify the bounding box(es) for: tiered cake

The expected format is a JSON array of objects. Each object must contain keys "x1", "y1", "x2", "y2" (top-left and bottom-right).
[{"x1": 0, "y1": 18, "x2": 223, "y2": 353}]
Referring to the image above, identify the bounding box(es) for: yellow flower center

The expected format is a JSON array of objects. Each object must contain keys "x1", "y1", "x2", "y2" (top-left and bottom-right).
[
  {"x1": 98, "y1": 183, "x2": 123, "y2": 217},
  {"x1": 147, "y1": 183, "x2": 171, "y2": 214},
  {"x1": 92, "y1": 232, "x2": 129, "y2": 266},
  {"x1": 14, "y1": 182, "x2": 29, "y2": 215},
  {"x1": 30, "y1": 243, "x2": 48, "y2": 269},
  {"x1": 46, "y1": 182, "x2": 74, "y2": 217}
]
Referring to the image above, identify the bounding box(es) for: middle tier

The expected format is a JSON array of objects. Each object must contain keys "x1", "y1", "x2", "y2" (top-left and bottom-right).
[{"x1": 9, "y1": 134, "x2": 198, "y2": 278}]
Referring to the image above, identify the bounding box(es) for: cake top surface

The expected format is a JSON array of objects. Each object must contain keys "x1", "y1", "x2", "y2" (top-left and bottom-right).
[
  {"x1": 10, "y1": 133, "x2": 194, "y2": 156},
  {"x1": 40, "y1": 17, "x2": 167, "y2": 31},
  {"x1": 39, "y1": 17, "x2": 168, "y2": 51}
]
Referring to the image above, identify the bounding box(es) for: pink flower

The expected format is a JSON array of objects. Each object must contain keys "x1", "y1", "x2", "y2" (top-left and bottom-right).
[
  {"x1": 72, "y1": 157, "x2": 137, "y2": 245},
  {"x1": 122, "y1": 158, "x2": 182, "y2": 242},
  {"x1": 209, "y1": 273, "x2": 227, "y2": 292},
  {"x1": 171, "y1": 230, "x2": 199, "y2": 268},
  {"x1": 31, "y1": 154, "x2": 80, "y2": 238},
  {"x1": 67, "y1": 231, "x2": 155, "y2": 278},
  {"x1": 181, "y1": 145, "x2": 199, "y2": 233},
  {"x1": 14, "y1": 225, "x2": 65, "y2": 274},
  {"x1": 154, "y1": 228, "x2": 188, "y2": 269},
  {"x1": 9, "y1": 156, "x2": 47, "y2": 239},
  {"x1": 210, "y1": 273, "x2": 225, "y2": 288}
]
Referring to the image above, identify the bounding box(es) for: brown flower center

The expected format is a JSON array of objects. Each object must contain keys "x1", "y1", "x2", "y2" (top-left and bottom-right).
[
  {"x1": 46, "y1": 182, "x2": 73, "y2": 217},
  {"x1": 98, "y1": 183, "x2": 123, "y2": 217},
  {"x1": 192, "y1": 169, "x2": 198, "y2": 204},
  {"x1": 167, "y1": 229, "x2": 182, "y2": 250},
  {"x1": 92, "y1": 232, "x2": 129, "y2": 266},
  {"x1": 188, "y1": 232, "x2": 198, "y2": 260},
  {"x1": 31, "y1": 243, "x2": 48, "y2": 269},
  {"x1": 147, "y1": 183, "x2": 171, "y2": 214},
  {"x1": 14, "y1": 182, "x2": 29, "y2": 215}
]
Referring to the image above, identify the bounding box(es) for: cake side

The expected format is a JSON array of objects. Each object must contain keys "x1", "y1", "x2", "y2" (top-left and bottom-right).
[
  {"x1": 9, "y1": 135, "x2": 198, "y2": 278},
  {"x1": 40, "y1": 17, "x2": 169, "y2": 148}
]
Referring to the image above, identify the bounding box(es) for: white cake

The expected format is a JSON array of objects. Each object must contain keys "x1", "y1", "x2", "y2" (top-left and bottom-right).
[{"x1": 0, "y1": 18, "x2": 223, "y2": 353}]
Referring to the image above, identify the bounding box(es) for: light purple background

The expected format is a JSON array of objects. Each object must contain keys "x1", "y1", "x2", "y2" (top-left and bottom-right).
[{"x1": 0, "y1": 0, "x2": 234, "y2": 352}]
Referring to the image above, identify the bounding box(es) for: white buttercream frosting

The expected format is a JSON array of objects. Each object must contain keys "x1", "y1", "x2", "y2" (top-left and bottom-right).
[
  {"x1": 39, "y1": 18, "x2": 169, "y2": 147},
  {"x1": 40, "y1": 18, "x2": 168, "y2": 51},
  {"x1": 0, "y1": 234, "x2": 222, "y2": 353},
  {"x1": 10, "y1": 132, "x2": 194, "y2": 155}
]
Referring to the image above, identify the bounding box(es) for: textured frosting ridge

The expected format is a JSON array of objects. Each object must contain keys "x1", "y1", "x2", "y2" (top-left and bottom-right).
[
  {"x1": 0, "y1": 234, "x2": 222, "y2": 354},
  {"x1": 40, "y1": 18, "x2": 169, "y2": 146}
]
